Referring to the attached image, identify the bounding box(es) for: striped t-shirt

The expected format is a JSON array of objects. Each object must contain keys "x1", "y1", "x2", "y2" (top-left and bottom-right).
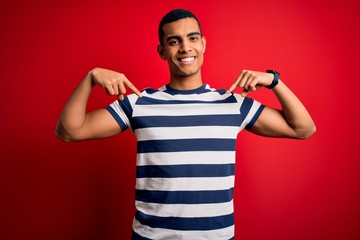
[{"x1": 106, "y1": 84, "x2": 265, "y2": 240}]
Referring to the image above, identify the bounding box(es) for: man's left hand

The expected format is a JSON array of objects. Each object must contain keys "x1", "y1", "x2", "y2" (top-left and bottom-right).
[{"x1": 227, "y1": 70, "x2": 274, "y2": 97}]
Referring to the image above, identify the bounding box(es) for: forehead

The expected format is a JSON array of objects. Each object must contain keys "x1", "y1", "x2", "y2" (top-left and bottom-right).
[{"x1": 162, "y1": 18, "x2": 200, "y2": 37}]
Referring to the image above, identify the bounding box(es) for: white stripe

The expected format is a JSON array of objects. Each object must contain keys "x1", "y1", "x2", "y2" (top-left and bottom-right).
[
  {"x1": 133, "y1": 219, "x2": 234, "y2": 240},
  {"x1": 135, "y1": 126, "x2": 239, "y2": 141},
  {"x1": 158, "y1": 84, "x2": 215, "y2": 92},
  {"x1": 135, "y1": 200, "x2": 234, "y2": 218},
  {"x1": 242, "y1": 102, "x2": 261, "y2": 128},
  {"x1": 137, "y1": 151, "x2": 235, "y2": 166},
  {"x1": 127, "y1": 93, "x2": 139, "y2": 107},
  {"x1": 109, "y1": 93, "x2": 139, "y2": 130},
  {"x1": 143, "y1": 90, "x2": 231, "y2": 102},
  {"x1": 109, "y1": 101, "x2": 130, "y2": 128},
  {"x1": 136, "y1": 176, "x2": 234, "y2": 191},
  {"x1": 132, "y1": 103, "x2": 240, "y2": 117},
  {"x1": 234, "y1": 94, "x2": 263, "y2": 128}
]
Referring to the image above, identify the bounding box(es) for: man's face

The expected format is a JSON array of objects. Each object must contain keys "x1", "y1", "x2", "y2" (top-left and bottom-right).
[{"x1": 158, "y1": 17, "x2": 206, "y2": 79}]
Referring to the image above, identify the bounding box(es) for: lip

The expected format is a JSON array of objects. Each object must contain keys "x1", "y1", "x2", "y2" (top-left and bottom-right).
[{"x1": 177, "y1": 56, "x2": 196, "y2": 65}]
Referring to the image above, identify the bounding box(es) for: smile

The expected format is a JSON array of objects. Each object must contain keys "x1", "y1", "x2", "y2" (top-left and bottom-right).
[{"x1": 177, "y1": 56, "x2": 196, "y2": 64}]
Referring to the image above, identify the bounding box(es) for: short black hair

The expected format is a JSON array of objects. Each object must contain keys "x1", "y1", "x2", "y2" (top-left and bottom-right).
[{"x1": 158, "y1": 9, "x2": 202, "y2": 45}]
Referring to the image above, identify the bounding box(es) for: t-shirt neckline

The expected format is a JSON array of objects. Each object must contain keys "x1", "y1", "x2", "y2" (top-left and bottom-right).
[{"x1": 164, "y1": 84, "x2": 208, "y2": 95}]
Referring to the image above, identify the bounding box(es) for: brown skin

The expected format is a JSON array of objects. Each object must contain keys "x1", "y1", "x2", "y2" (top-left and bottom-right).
[
  {"x1": 55, "y1": 17, "x2": 315, "y2": 142},
  {"x1": 55, "y1": 68, "x2": 141, "y2": 141},
  {"x1": 157, "y1": 18, "x2": 206, "y2": 90}
]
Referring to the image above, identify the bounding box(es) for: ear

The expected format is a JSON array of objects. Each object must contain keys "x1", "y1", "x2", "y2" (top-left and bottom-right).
[
  {"x1": 202, "y1": 36, "x2": 207, "y2": 53},
  {"x1": 157, "y1": 45, "x2": 166, "y2": 60}
]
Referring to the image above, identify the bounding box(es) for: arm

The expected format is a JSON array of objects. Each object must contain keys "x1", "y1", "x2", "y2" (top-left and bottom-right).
[
  {"x1": 55, "y1": 68, "x2": 141, "y2": 142},
  {"x1": 228, "y1": 70, "x2": 316, "y2": 139}
]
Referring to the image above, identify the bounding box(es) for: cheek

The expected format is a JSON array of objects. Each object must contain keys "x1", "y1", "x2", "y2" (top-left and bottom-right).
[
  {"x1": 197, "y1": 47, "x2": 205, "y2": 59},
  {"x1": 196, "y1": 45, "x2": 206, "y2": 55},
  {"x1": 165, "y1": 50, "x2": 177, "y2": 61}
]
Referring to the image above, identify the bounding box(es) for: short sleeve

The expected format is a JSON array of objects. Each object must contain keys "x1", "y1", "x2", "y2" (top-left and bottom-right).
[
  {"x1": 233, "y1": 94, "x2": 265, "y2": 131},
  {"x1": 105, "y1": 94, "x2": 138, "y2": 132}
]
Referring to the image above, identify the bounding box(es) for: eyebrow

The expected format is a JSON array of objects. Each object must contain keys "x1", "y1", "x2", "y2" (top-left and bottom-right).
[{"x1": 166, "y1": 31, "x2": 201, "y2": 42}]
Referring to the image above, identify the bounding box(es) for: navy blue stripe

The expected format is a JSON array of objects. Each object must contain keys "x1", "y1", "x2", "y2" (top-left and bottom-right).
[
  {"x1": 136, "y1": 164, "x2": 235, "y2": 178},
  {"x1": 144, "y1": 86, "x2": 227, "y2": 95},
  {"x1": 137, "y1": 139, "x2": 236, "y2": 153},
  {"x1": 136, "y1": 95, "x2": 237, "y2": 105},
  {"x1": 105, "y1": 106, "x2": 128, "y2": 131},
  {"x1": 132, "y1": 230, "x2": 234, "y2": 240},
  {"x1": 144, "y1": 88, "x2": 158, "y2": 94},
  {"x1": 135, "y1": 188, "x2": 233, "y2": 204},
  {"x1": 239, "y1": 97, "x2": 253, "y2": 120},
  {"x1": 132, "y1": 231, "x2": 151, "y2": 240},
  {"x1": 246, "y1": 104, "x2": 265, "y2": 131},
  {"x1": 135, "y1": 211, "x2": 234, "y2": 231},
  {"x1": 132, "y1": 114, "x2": 242, "y2": 130},
  {"x1": 118, "y1": 97, "x2": 133, "y2": 120},
  {"x1": 163, "y1": 84, "x2": 210, "y2": 95}
]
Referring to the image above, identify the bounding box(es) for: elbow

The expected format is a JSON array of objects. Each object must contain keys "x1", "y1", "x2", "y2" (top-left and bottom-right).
[
  {"x1": 55, "y1": 129, "x2": 73, "y2": 142},
  {"x1": 295, "y1": 124, "x2": 317, "y2": 140},
  {"x1": 54, "y1": 124, "x2": 78, "y2": 142}
]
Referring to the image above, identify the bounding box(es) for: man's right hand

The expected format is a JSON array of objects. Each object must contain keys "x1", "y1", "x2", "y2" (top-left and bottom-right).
[
  {"x1": 55, "y1": 68, "x2": 142, "y2": 142},
  {"x1": 90, "y1": 68, "x2": 142, "y2": 100}
]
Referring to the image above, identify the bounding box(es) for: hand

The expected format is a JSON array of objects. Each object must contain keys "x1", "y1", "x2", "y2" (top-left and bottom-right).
[
  {"x1": 90, "y1": 68, "x2": 142, "y2": 100},
  {"x1": 227, "y1": 70, "x2": 274, "y2": 97}
]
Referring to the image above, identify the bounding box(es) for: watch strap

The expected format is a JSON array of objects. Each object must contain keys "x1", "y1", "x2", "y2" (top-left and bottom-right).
[{"x1": 266, "y1": 70, "x2": 280, "y2": 89}]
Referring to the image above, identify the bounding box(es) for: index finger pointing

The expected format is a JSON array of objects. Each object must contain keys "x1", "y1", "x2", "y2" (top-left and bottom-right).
[
  {"x1": 124, "y1": 79, "x2": 142, "y2": 98},
  {"x1": 227, "y1": 82, "x2": 238, "y2": 94},
  {"x1": 227, "y1": 70, "x2": 247, "y2": 94}
]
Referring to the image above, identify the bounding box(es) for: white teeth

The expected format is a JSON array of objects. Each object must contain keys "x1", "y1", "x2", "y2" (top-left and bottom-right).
[{"x1": 180, "y1": 57, "x2": 195, "y2": 62}]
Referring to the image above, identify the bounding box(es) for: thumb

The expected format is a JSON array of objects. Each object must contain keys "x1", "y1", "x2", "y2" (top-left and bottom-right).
[
  {"x1": 118, "y1": 94, "x2": 125, "y2": 100},
  {"x1": 240, "y1": 89, "x2": 249, "y2": 97}
]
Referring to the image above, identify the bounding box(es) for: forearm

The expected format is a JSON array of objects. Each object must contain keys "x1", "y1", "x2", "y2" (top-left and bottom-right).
[
  {"x1": 272, "y1": 79, "x2": 316, "y2": 138},
  {"x1": 55, "y1": 71, "x2": 94, "y2": 141}
]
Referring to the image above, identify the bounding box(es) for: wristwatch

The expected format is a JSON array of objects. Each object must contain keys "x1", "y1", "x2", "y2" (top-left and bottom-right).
[{"x1": 266, "y1": 70, "x2": 280, "y2": 89}]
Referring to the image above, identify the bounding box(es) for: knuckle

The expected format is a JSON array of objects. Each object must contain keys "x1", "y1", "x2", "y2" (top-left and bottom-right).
[
  {"x1": 92, "y1": 67, "x2": 101, "y2": 75},
  {"x1": 118, "y1": 73, "x2": 125, "y2": 80}
]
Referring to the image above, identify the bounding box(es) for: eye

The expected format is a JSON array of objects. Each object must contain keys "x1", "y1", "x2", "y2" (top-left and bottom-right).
[
  {"x1": 189, "y1": 36, "x2": 199, "y2": 41},
  {"x1": 168, "y1": 39, "x2": 179, "y2": 45}
]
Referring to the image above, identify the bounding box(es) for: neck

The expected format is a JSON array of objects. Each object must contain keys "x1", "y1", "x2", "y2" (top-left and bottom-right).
[{"x1": 169, "y1": 72, "x2": 203, "y2": 90}]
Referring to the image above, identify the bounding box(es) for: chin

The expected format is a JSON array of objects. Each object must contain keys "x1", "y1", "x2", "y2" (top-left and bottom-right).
[{"x1": 178, "y1": 71, "x2": 198, "y2": 78}]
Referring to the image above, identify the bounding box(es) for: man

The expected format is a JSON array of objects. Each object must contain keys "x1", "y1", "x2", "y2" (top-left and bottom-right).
[{"x1": 56, "y1": 9, "x2": 315, "y2": 240}]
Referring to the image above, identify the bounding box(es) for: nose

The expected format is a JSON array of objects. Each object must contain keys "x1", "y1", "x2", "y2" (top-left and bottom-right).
[{"x1": 179, "y1": 39, "x2": 192, "y2": 53}]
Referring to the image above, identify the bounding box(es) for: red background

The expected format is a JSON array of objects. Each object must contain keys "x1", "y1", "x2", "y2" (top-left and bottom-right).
[{"x1": 1, "y1": 0, "x2": 359, "y2": 239}]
